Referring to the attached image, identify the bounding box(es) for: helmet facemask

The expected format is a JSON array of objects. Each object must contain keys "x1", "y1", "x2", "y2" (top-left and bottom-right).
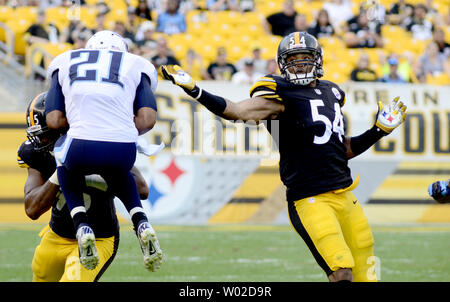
[
  {"x1": 279, "y1": 49, "x2": 324, "y2": 85},
  {"x1": 26, "y1": 125, "x2": 59, "y2": 152}
]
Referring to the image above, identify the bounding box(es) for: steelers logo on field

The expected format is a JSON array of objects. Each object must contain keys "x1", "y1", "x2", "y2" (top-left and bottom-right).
[
  {"x1": 115, "y1": 152, "x2": 197, "y2": 222},
  {"x1": 331, "y1": 87, "x2": 342, "y2": 100}
]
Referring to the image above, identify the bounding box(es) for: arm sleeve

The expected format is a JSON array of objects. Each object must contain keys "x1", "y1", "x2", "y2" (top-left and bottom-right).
[
  {"x1": 134, "y1": 73, "x2": 157, "y2": 115},
  {"x1": 44, "y1": 70, "x2": 65, "y2": 115}
]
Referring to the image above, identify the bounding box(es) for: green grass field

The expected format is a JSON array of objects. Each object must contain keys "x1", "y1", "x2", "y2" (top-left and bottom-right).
[{"x1": 1, "y1": 224, "x2": 449, "y2": 282}]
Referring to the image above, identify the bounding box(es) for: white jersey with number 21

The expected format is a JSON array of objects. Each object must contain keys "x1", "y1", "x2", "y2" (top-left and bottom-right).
[{"x1": 46, "y1": 49, "x2": 158, "y2": 143}]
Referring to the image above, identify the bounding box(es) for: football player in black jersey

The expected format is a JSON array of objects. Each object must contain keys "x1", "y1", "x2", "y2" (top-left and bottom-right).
[
  {"x1": 17, "y1": 92, "x2": 161, "y2": 281},
  {"x1": 161, "y1": 32, "x2": 407, "y2": 282}
]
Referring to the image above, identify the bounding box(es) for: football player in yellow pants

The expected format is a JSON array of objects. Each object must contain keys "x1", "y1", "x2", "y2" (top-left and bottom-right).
[
  {"x1": 161, "y1": 32, "x2": 407, "y2": 282},
  {"x1": 31, "y1": 225, "x2": 118, "y2": 282},
  {"x1": 18, "y1": 92, "x2": 154, "y2": 281}
]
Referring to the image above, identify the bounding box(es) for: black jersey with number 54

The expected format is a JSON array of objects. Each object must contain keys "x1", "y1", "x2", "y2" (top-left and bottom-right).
[{"x1": 250, "y1": 75, "x2": 353, "y2": 202}]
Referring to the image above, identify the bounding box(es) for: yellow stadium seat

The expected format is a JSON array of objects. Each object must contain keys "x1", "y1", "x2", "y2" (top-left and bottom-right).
[
  {"x1": 0, "y1": 6, "x2": 13, "y2": 23},
  {"x1": 209, "y1": 10, "x2": 243, "y2": 26},
  {"x1": 257, "y1": 1, "x2": 283, "y2": 16},
  {"x1": 84, "y1": 0, "x2": 100, "y2": 5},
  {"x1": 13, "y1": 6, "x2": 38, "y2": 23},
  {"x1": 226, "y1": 44, "x2": 247, "y2": 62},
  {"x1": 427, "y1": 73, "x2": 450, "y2": 86},
  {"x1": 240, "y1": 11, "x2": 263, "y2": 26},
  {"x1": 80, "y1": 7, "x2": 98, "y2": 29},
  {"x1": 45, "y1": 7, "x2": 70, "y2": 32},
  {"x1": 108, "y1": 0, "x2": 127, "y2": 10},
  {"x1": 322, "y1": 66, "x2": 348, "y2": 84},
  {"x1": 5, "y1": 18, "x2": 33, "y2": 56},
  {"x1": 196, "y1": 42, "x2": 217, "y2": 62}
]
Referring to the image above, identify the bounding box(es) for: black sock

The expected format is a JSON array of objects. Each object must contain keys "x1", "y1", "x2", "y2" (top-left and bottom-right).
[
  {"x1": 73, "y1": 211, "x2": 88, "y2": 231},
  {"x1": 131, "y1": 212, "x2": 148, "y2": 232}
]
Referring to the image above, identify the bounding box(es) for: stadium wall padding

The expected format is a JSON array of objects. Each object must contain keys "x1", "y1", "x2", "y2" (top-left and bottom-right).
[{"x1": 1, "y1": 82, "x2": 449, "y2": 224}]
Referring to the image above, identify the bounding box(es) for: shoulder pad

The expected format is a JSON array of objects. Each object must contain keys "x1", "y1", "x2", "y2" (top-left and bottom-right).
[
  {"x1": 46, "y1": 51, "x2": 68, "y2": 81},
  {"x1": 17, "y1": 141, "x2": 32, "y2": 168},
  {"x1": 249, "y1": 75, "x2": 282, "y2": 102},
  {"x1": 133, "y1": 54, "x2": 158, "y2": 93},
  {"x1": 321, "y1": 80, "x2": 346, "y2": 107}
]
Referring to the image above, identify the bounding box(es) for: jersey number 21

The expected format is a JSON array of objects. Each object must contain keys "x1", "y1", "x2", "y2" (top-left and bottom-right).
[{"x1": 69, "y1": 49, "x2": 124, "y2": 88}]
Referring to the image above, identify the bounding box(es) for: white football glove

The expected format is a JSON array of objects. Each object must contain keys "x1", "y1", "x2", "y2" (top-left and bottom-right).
[
  {"x1": 136, "y1": 137, "x2": 165, "y2": 157},
  {"x1": 375, "y1": 96, "x2": 407, "y2": 134}
]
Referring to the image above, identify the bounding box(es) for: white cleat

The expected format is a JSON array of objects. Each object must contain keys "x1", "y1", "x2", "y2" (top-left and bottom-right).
[
  {"x1": 76, "y1": 225, "x2": 99, "y2": 270},
  {"x1": 137, "y1": 222, "x2": 163, "y2": 272}
]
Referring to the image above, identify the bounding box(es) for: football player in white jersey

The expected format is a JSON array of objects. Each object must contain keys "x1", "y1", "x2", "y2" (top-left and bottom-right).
[{"x1": 44, "y1": 31, "x2": 163, "y2": 271}]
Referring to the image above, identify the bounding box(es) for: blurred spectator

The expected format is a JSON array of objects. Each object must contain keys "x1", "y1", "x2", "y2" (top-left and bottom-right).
[
  {"x1": 445, "y1": 7, "x2": 450, "y2": 26},
  {"x1": 414, "y1": 42, "x2": 450, "y2": 83},
  {"x1": 150, "y1": 37, "x2": 180, "y2": 70},
  {"x1": 206, "y1": 0, "x2": 239, "y2": 12},
  {"x1": 206, "y1": 47, "x2": 237, "y2": 81},
  {"x1": 181, "y1": 48, "x2": 205, "y2": 81},
  {"x1": 95, "y1": 10, "x2": 108, "y2": 33},
  {"x1": 136, "y1": 0, "x2": 154, "y2": 21},
  {"x1": 350, "y1": 52, "x2": 377, "y2": 82},
  {"x1": 344, "y1": 10, "x2": 383, "y2": 48},
  {"x1": 179, "y1": 0, "x2": 199, "y2": 14},
  {"x1": 263, "y1": 0, "x2": 297, "y2": 37},
  {"x1": 433, "y1": 28, "x2": 450, "y2": 58},
  {"x1": 292, "y1": 14, "x2": 309, "y2": 33},
  {"x1": 60, "y1": 19, "x2": 94, "y2": 45},
  {"x1": 386, "y1": 0, "x2": 414, "y2": 25},
  {"x1": 265, "y1": 58, "x2": 278, "y2": 75},
  {"x1": 323, "y1": 0, "x2": 353, "y2": 32},
  {"x1": 127, "y1": 6, "x2": 141, "y2": 35},
  {"x1": 39, "y1": 0, "x2": 63, "y2": 9},
  {"x1": 239, "y1": 0, "x2": 254, "y2": 12},
  {"x1": 72, "y1": 29, "x2": 91, "y2": 50},
  {"x1": 402, "y1": 4, "x2": 434, "y2": 41},
  {"x1": 24, "y1": 9, "x2": 59, "y2": 45},
  {"x1": 156, "y1": 0, "x2": 187, "y2": 35},
  {"x1": 135, "y1": 21, "x2": 157, "y2": 54},
  {"x1": 231, "y1": 59, "x2": 263, "y2": 85},
  {"x1": 307, "y1": 9, "x2": 335, "y2": 39},
  {"x1": 380, "y1": 54, "x2": 412, "y2": 82},
  {"x1": 379, "y1": 57, "x2": 406, "y2": 83},
  {"x1": 236, "y1": 45, "x2": 267, "y2": 74},
  {"x1": 114, "y1": 21, "x2": 136, "y2": 43}
]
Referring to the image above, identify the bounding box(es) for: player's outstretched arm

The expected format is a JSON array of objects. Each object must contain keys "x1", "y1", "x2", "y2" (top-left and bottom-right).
[
  {"x1": 346, "y1": 96, "x2": 407, "y2": 159},
  {"x1": 161, "y1": 65, "x2": 284, "y2": 122},
  {"x1": 24, "y1": 168, "x2": 59, "y2": 220}
]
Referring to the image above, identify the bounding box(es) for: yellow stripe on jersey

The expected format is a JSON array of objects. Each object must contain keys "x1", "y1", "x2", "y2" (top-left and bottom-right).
[
  {"x1": 249, "y1": 76, "x2": 281, "y2": 101},
  {"x1": 18, "y1": 163, "x2": 30, "y2": 168},
  {"x1": 17, "y1": 155, "x2": 29, "y2": 168}
]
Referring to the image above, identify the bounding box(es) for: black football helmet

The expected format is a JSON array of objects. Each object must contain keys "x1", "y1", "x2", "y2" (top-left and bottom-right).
[
  {"x1": 277, "y1": 31, "x2": 324, "y2": 85},
  {"x1": 26, "y1": 92, "x2": 60, "y2": 152}
]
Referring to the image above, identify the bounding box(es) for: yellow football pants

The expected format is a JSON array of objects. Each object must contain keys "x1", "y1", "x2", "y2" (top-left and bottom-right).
[
  {"x1": 31, "y1": 225, "x2": 118, "y2": 282},
  {"x1": 288, "y1": 185, "x2": 377, "y2": 282}
]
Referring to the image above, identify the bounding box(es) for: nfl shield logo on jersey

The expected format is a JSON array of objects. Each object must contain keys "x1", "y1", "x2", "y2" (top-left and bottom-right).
[{"x1": 331, "y1": 87, "x2": 342, "y2": 100}]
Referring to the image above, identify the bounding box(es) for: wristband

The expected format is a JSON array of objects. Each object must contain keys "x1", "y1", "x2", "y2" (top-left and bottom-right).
[
  {"x1": 186, "y1": 85, "x2": 227, "y2": 117},
  {"x1": 350, "y1": 126, "x2": 386, "y2": 156},
  {"x1": 48, "y1": 171, "x2": 59, "y2": 186}
]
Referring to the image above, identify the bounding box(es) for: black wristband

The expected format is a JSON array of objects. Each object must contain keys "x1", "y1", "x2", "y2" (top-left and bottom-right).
[
  {"x1": 350, "y1": 125, "x2": 386, "y2": 156},
  {"x1": 185, "y1": 85, "x2": 227, "y2": 118}
]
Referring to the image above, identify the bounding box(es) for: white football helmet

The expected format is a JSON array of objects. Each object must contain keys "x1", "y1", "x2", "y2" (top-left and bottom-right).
[{"x1": 86, "y1": 30, "x2": 128, "y2": 52}]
